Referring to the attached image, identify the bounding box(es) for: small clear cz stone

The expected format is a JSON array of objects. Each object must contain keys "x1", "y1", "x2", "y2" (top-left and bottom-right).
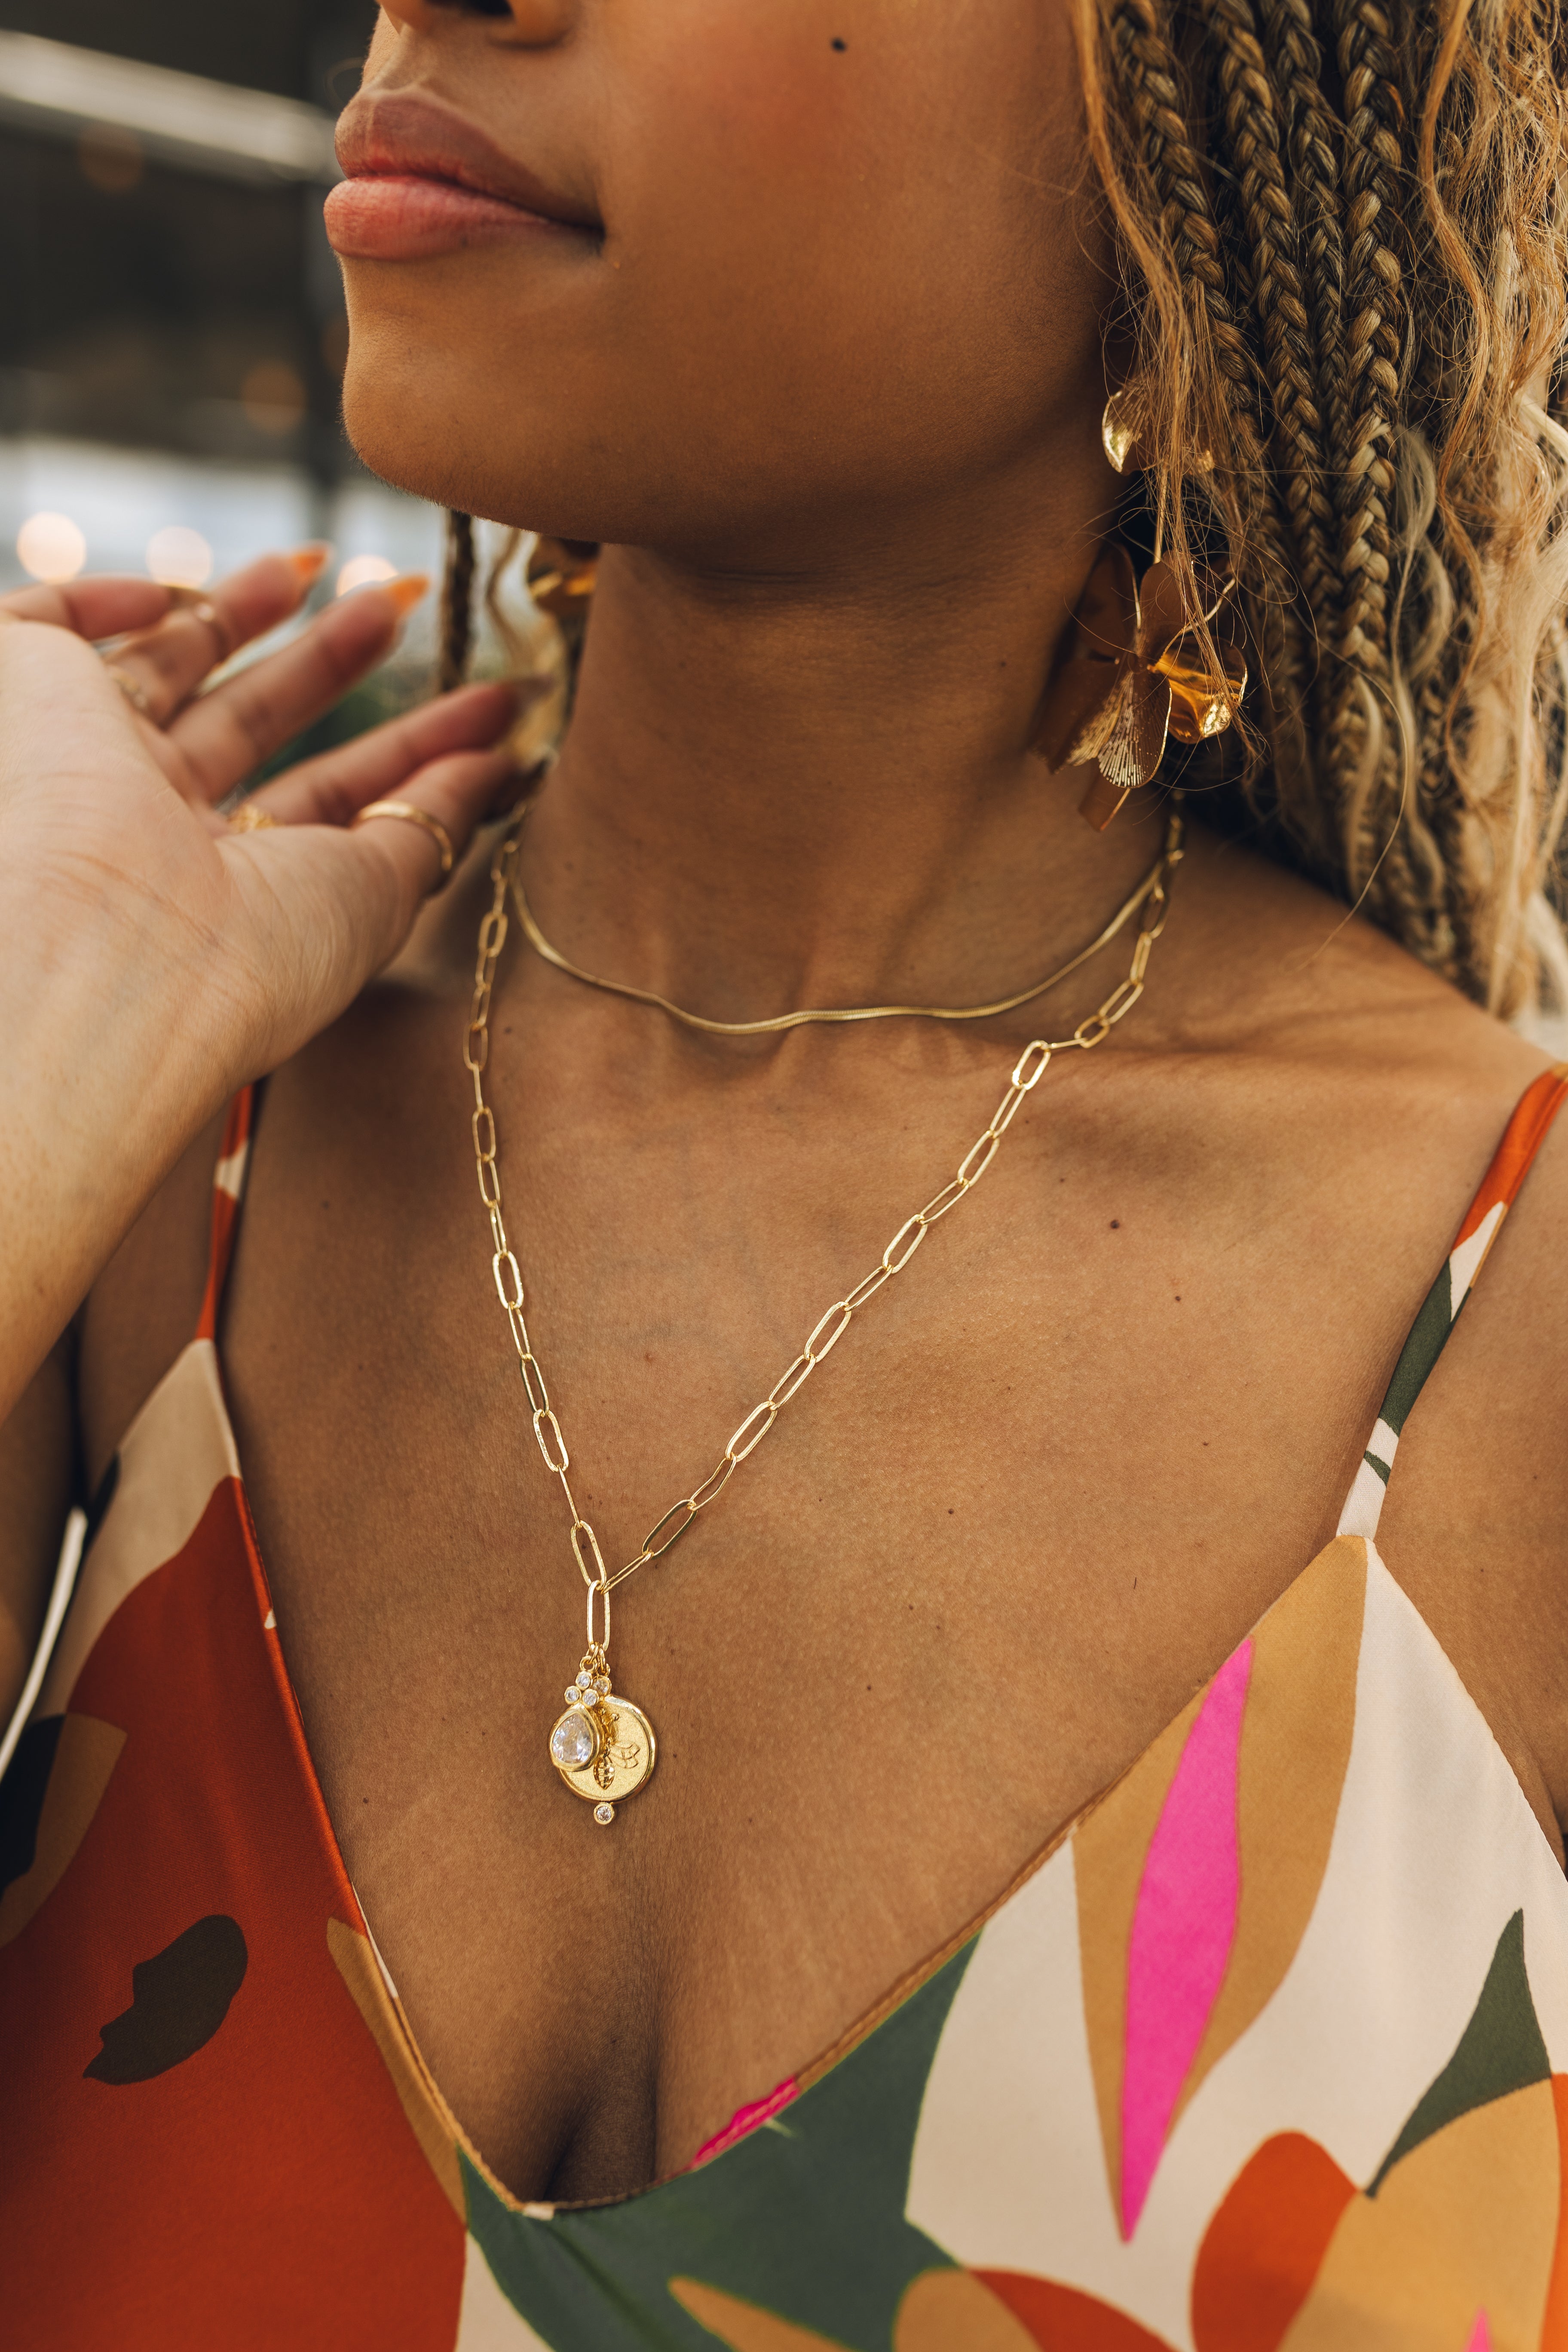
[
  {"x1": 576, "y1": 1670, "x2": 593, "y2": 1688},
  {"x1": 594, "y1": 1802, "x2": 615, "y2": 1825},
  {"x1": 551, "y1": 1711, "x2": 596, "y2": 1769}
]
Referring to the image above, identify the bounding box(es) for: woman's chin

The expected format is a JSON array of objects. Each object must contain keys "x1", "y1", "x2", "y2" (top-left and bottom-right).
[
  {"x1": 340, "y1": 356, "x2": 513, "y2": 521},
  {"x1": 338, "y1": 367, "x2": 599, "y2": 542},
  {"x1": 337, "y1": 329, "x2": 849, "y2": 556}
]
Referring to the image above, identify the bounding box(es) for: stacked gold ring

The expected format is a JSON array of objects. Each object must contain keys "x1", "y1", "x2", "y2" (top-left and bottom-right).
[{"x1": 352, "y1": 798, "x2": 455, "y2": 888}]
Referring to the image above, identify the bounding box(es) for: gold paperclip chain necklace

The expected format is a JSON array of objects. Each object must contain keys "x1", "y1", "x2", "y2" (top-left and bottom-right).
[{"x1": 465, "y1": 803, "x2": 1184, "y2": 1824}]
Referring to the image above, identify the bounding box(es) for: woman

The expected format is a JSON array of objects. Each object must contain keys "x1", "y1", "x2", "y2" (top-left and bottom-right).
[{"x1": 3, "y1": 0, "x2": 1567, "y2": 2342}]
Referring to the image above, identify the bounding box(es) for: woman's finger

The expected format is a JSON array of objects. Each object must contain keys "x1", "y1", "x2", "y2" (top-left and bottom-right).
[
  {"x1": 245, "y1": 678, "x2": 529, "y2": 827},
  {"x1": 167, "y1": 573, "x2": 432, "y2": 799},
  {"x1": 0, "y1": 576, "x2": 174, "y2": 640},
  {"x1": 219, "y1": 746, "x2": 523, "y2": 1069},
  {"x1": 344, "y1": 750, "x2": 520, "y2": 895},
  {"x1": 98, "y1": 545, "x2": 333, "y2": 729}
]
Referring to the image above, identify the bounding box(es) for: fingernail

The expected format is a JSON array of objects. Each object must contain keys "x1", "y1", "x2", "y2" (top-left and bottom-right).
[
  {"x1": 383, "y1": 572, "x2": 431, "y2": 617},
  {"x1": 288, "y1": 542, "x2": 333, "y2": 586}
]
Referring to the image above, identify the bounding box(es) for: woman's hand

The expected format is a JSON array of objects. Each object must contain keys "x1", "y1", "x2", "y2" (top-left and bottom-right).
[
  {"x1": 3, "y1": 546, "x2": 524, "y2": 1058},
  {"x1": 0, "y1": 546, "x2": 527, "y2": 1424}
]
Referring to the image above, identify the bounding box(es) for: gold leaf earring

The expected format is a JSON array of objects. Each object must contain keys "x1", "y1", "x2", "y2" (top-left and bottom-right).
[
  {"x1": 1101, "y1": 386, "x2": 1140, "y2": 476},
  {"x1": 1030, "y1": 401, "x2": 1247, "y2": 831},
  {"x1": 526, "y1": 536, "x2": 599, "y2": 622}
]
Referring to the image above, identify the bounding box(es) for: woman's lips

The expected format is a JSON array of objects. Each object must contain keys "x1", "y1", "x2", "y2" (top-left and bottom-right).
[{"x1": 325, "y1": 174, "x2": 574, "y2": 260}]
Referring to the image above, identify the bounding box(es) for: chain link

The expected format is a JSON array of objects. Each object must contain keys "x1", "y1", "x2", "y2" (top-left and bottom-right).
[{"x1": 467, "y1": 808, "x2": 1183, "y2": 1620}]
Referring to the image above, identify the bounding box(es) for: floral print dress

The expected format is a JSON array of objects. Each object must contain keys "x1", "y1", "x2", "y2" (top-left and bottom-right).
[{"x1": 2, "y1": 1069, "x2": 1567, "y2": 2351}]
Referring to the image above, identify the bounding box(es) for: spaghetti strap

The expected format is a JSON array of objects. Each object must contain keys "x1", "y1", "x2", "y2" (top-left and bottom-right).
[
  {"x1": 1338, "y1": 1063, "x2": 1568, "y2": 1539},
  {"x1": 194, "y1": 1084, "x2": 257, "y2": 1344}
]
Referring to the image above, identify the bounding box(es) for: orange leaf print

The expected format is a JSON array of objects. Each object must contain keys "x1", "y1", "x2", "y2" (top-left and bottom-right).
[
  {"x1": 977, "y1": 2269, "x2": 1179, "y2": 2349},
  {"x1": 1190, "y1": 2133, "x2": 1355, "y2": 2352}
]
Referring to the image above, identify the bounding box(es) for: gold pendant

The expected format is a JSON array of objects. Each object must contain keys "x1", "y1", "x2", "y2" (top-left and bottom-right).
[{"x1": 548, "y1": 1647, "x2": 657, "y2": 1825}]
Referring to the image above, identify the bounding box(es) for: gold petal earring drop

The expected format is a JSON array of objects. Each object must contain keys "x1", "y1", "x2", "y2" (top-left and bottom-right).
[
  {"x1": 526, "y1": 536, "x2": 598, "y2": 623},
  {"x1": 1101, "y1": 386, "x2": 1140, "y2": 477},
  {"x1": 1031, "y1": 398, "x2": 1248, "y2": 831}
]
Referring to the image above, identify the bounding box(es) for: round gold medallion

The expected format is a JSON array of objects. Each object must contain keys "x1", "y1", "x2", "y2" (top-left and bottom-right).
[{"x1": 548, "y1": 1691, "x2": 657, "y2": 1821}]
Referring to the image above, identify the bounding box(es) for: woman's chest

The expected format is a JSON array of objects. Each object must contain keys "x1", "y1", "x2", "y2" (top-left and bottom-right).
[{"x1": 208, "y1": 1051, "x2": 1427, "y2": 2200}]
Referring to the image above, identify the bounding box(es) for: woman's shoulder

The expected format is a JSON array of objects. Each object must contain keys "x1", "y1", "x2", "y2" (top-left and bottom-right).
[
  {"x1": 1170, "y1": 818, "x2": 1557, "y2": 1109},
  {"x1": 1165, "y1": 830, "x2": 1568, "y2": 1834},
  {"x1": 1161, "y1": 822, "x2": 1568, "y2": 1525}
]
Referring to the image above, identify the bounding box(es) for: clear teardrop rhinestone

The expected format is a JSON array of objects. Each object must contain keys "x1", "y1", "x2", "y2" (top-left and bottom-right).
[{"x1": 551, "y1": 1710, "x2": 597, "y2": 1770}]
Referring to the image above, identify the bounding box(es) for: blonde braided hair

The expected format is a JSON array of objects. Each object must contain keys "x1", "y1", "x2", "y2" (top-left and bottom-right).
[
  {"x1": 1078, "y1": 0, "x2": 1568, "y2": 1014},
  {"x1": 438, "y1": 510, "x2": 477, "y2": 696}
]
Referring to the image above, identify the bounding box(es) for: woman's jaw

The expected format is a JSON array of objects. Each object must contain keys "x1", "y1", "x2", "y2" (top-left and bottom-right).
[{"x1": 331, "y1": 0, "x2": 1113, "y2": 562}]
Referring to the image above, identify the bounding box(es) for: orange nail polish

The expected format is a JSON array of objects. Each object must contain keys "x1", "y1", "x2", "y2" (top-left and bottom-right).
[
  {"x1": 288, "y1": 542, "x2": 332, "y2": 585},
  {"x1": 383, "y1": 572, "x2": 431, "y2": 617}
]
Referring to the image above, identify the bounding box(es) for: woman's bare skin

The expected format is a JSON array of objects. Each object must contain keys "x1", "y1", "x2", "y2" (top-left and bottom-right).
[
  {"x1": 8, "y1": 0, "x2": 1568, "y2": 2208},
  {"x1": 74, "y1": 818, "x2": 1567, "y2": 2206}
]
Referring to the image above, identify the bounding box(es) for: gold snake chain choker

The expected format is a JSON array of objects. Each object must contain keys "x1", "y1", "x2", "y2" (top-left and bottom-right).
[{"x1": 509, "y1": 806, "x2": 1176, "y2": 1035}]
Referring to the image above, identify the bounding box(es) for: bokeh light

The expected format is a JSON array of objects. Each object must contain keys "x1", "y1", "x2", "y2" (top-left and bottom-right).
[
  {"x1": 146, "y1": 526, "x2": 214, "y2": 588},
  {"x1": 17, "y1": 512, "x2": 87, "y2": 583},
  {"x1": 336, "y1": 554, "x2": 397, "y2": 596}
]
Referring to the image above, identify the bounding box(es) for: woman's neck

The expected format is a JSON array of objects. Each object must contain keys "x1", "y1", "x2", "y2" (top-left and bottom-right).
[{"x1": 522, "y1": 461, "x2": 1155, "y2": 1024}]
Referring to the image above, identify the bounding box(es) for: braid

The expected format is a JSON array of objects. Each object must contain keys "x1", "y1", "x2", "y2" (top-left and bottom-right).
[
  {"x1": 1199, "y1": 0, "x2": 1342, "y2": 625},
  {"x1": 1253, "y1": 0, "x2": 1348, "y2": 457},
  {"x1": 1326, "y1": 0, "x2": 1414, "y2": 903},
  {"x1": 1107, "y1": 0, "x2": 1317, "y2": 783},
  {"x1": 439, "y1": 510, "x2": 476, "y2": 694},
  {"x1": 1075, "y1": 0, "x2": 1568, "y2": 1012},
  {"x1": 1108, "y1": 0, "x2": 1256, "y2": 414},
  {"x1": 1245, "y1": 0, "x2": 1371, "y2": 879},
  {"x1": 1330, "y1": 0, "x2": 1405, "y2": 677}
]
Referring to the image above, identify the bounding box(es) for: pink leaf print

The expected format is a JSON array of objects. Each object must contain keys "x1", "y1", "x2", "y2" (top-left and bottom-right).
[
  {"x1": 689, "y1": 2077, "x2": 798, "y2": 2169},
  {"x1": 1465, "y1": 2317, "x2": 1492, "y2": 2352},
  {"x1": 1120, "y1": 1640, "x2": 1252, "y2": 2236}
]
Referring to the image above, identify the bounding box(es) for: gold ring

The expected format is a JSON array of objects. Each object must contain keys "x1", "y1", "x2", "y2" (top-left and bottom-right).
[
  {"x1": 227, "y1": 802, "x2": 276, "y2": 833},
  {"x1": 352, "y1": 798, "x2": 455, "y2": 887},
  {"x1": 185, "y1": 597, "x2": 234, "y2": 663},
  {"x1": 103, "y1": 662, "x2": 153, "y2": 718}
]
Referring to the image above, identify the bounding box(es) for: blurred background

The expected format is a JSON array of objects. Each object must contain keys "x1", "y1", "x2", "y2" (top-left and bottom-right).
[{"x1": 0, "y1": 3, "x2": 503, "y2": 719}]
